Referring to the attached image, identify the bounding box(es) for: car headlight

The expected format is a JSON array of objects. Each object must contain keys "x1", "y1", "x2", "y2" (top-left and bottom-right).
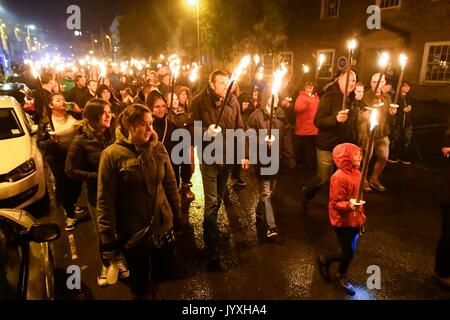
[{"x1": 5, "y1": 159, "x2": 36, "y2": 183}]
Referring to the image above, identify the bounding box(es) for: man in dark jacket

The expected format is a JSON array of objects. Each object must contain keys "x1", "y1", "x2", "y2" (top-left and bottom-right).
[
  {"x1": 300, "y1": 70, "x2": 358, "y2": 211},
  {"x1": 65, "y1": 75, "x2": 90, "y2": 111},
  {"x1": 389, "y1": 80, "x2": 413, "y2": 164},
  {"x1": 190, "y1": 70, "x2": 249, "y2": 268}
]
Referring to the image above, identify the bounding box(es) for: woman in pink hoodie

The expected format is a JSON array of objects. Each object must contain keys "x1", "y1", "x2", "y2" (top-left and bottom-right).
[
  {"x1": 293, "y1": 82, "x2": 319, "y2": 168},
  {"x1": 317, "y1": 143, "x2": 365, "y2": 296}
]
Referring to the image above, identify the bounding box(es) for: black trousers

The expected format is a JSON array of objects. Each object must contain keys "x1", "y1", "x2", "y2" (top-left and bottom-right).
[
  {"x1": 52, "y1": 148, "x2": 82, "y2": 219},
  {"x1": 435, "y1": 202, "x2": 450, "y2": 277},
  {"x1": 323, "y1": 227, "x2": 359, "y2": 275},
  {"x1": 123, "y1": 237, "x2": 174, "y2": 297},
  {"x1": 294, "y1": 135, "x2": 317, "y2": 169},
  {"x1": 172, "y1": 163, "x2": 193, "y2": 187}
]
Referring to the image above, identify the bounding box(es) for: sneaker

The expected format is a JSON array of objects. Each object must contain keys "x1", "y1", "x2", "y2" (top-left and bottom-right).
[
  {"x1": 106, "y1": 261, "x2": 119, "y2": 285},
  {"x1": 399, "y1": 159, "x2": 411, "y2": 165},
  {"x1": 266, "y1": 227, "x2": 279, "y2": 238},
  {"x1": 232, "y1": 177, "x2": 248, "y2": 187},
  {"x1": 97, "y1": 265, "x2": 108, "y2": 287},
  {"x1": 387, "y1": 158, "x2": 399, "y2": 164},
  {"x1": 363, "y1": 180, "x2": 372, "y2": 192},
  {"x1": 317, "y1": 256, "x2": 331, "y2": 283},
  {"x1": 64, "y1": 218, "x2": 76, "y2": 231},
  {"x1": 368, "y1": 177, "x2": 386, "y2": 192},
  {"x1": 116, "y1": 258, "x2": 130, "y2": 279},
  {"x1": 182, "y1": 184, "x2": 195, "y2": 200},
  {"x1": 338, "y1": 277, "x2": 356, "y2": 296}
]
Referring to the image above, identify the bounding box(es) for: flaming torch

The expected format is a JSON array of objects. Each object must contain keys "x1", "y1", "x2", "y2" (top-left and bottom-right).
[
  {"x1": 353, "y1": 107, "x2": 380, "y2": 206},
  {"x1": 374, "y1": 52, "x2": 390, "y2": 94},
  {"x1": 391, "y1": 54, "x2": 408, "y2": 127},
  {"x1": 213, "y1": 55, "x2": 251, "y2": 131},
  {"x1": 265, "y1": 63, "x2": 288, "y2": 144},
  {"x1": 341, "y1": 39, "x2": 357, "y2": 111},
  {"x1": 168, "y1": 54, "x2": 181, "y2": 110}
]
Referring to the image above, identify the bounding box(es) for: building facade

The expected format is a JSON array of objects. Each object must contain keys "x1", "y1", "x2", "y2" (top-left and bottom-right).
[{"x1": 291, "y1": 0, "x2": 450, "y2": 103}]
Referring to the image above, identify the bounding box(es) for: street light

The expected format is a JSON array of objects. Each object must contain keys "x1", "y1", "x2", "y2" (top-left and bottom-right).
[{"x1": 187, "y1": 0, "x2": 200, "y2": 65}]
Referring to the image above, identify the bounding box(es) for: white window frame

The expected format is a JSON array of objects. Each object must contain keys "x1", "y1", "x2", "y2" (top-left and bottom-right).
[
  {"x1": 262, "y1": 51, "x2": 294, "y2": 79},
  {"x1": 320, "y1": 0, "x2": 340, "y2": 20},
  {"x1": 316, "y1": 49, "x2": 335, "y2": 80},
  {"x1": 420, "y1": 41, "x2": 450, "y2": 84},
  {"x1": 376, "y1": 0, "x2": 402, "y2": 10}
]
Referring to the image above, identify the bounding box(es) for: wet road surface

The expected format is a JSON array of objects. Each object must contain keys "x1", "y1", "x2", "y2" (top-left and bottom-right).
[{"x1": 31, "y1": 144, "x2": 450, "y2": 300}]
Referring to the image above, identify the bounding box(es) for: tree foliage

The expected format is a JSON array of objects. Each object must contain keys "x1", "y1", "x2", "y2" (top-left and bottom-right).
[{"x1": 118, "y1": 0, "x2": 298, "y2": 63}]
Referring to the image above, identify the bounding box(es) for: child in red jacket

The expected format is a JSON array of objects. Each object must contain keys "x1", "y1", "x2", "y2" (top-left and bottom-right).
[{"x1": 317, "y1": 143, "x2": 366, "y2": 296}]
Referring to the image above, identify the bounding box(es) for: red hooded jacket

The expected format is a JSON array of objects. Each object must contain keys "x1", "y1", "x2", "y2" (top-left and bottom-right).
[
  {"x1": 294, "y1": 91, "x2": 319, "y2": 136},
  {"x1": 329, "y1": 143, "x2": 366, "y2": 228}
]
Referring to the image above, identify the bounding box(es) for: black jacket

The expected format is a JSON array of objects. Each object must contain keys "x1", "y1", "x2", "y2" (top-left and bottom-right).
[
  {"x1": 314, "y1": 83, "x2": 358, "y2": 151},
  {"x1": 393, "y1": 94, "x2": 413, "y2": 128},
  {"x1": 190, "y1": 86, "x2": 244, "y2": 161},
  {"x1": 65, "y1": 122, "x2": 114, "y2": 205}
]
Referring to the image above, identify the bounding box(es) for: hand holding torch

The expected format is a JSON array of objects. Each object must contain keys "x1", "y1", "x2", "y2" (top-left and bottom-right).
[{"x1": 213, "y1": 55, "x2": 251, "y2": 131}]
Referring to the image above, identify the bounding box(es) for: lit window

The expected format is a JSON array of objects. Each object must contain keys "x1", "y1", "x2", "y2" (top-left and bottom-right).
[
  {"x1": 377, "y1": 0, "x2": 401, "y2": 9},
  {"x1": 420, "y1": 42, "x2": 450, "y2": 84},
  {"x1": 321, "y1": 0, "x2": 340, "y2": 19},
  {"x1": 316, "y1": 50, "x2": 335, "y2": 79}
]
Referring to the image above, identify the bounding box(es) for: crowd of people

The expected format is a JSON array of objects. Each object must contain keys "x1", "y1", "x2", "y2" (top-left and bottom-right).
[{"x1": 20, "y1": 60, "x2": 448, "y2": 299}]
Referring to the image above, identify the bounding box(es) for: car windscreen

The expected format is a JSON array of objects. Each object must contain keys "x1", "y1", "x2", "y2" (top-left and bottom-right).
[{"x1": 0, "y1": 108, "x2": 24, "y2": 140}]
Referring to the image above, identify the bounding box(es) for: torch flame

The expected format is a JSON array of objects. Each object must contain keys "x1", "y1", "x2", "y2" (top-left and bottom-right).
[
  {"x1": 348, "y1": 39, "x2": 357, "y2": 51},
  {"x1": 271, "y1": 63, "x2": 288, "y2": 96},
  {"x1": 318, "y1": 54, "x2": 326, "y2": 70},
  {"x1": 369, "y1": 108, "x2": 379, "y2": 131},
  {"x1": 303, "y1": 64, "x2": 310, "y2": 74},
  {"x1": 230, "y1": 55, "x2": 251, "y2": 82},
  {"x1": 168, "y1": 54, "x2": 181, "y2": 79},
  {"x1": 189, "y1": 63, "x2": 199, "y2": 83},
  {"x1": 378, "y1": 52, "x2": 390, "y2": 69},
  {"x1": 254, "y1": 54, "x2": 260, "y2": 66},
  {"x1": 400, "y1": 53, "x2": 408, "y2": 70},
  {"x1": 99, "y1": 61, "x2": 107, "y2": 78}
]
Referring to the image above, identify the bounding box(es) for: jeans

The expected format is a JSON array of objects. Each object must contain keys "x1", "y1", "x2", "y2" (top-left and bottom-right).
[
  {"x1": 302, "y1": 148, "x2": 334, "y2": 199},
  {"x1": 323, "y1": 227, "x2": 359, "y2": 275},
  {"x1": 390, "y1": 126, "x2": 413, "y2": 161},
  {"x1": 257, "y1": 178, "x2": 277, "y2": 229},
  {"x1": 199, "y1": 163, "x2": 232, "y2": 252}
]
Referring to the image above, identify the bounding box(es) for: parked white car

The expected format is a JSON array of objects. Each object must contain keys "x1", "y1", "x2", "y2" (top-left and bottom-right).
[{"x1": 0, "y1": 96, "x2": 46, "y2": 208}]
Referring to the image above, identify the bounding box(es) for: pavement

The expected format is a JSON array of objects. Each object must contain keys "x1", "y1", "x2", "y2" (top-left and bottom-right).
[{"x1": 29, "y1": 131, "x2": 450, "y2": 300}]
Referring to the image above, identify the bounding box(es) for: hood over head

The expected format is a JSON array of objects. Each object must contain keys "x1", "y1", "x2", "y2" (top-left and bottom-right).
[{"x1": 332, "y1": 143, "x2": 361, "y2": 173}]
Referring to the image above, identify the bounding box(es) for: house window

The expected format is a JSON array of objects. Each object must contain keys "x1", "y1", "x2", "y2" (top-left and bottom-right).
[
  {"x1": 321, "y1": 0, "x2": 340, "y2": 19},
  {"x1": 420, "y1": 42, "x2": 450, "y2": 84},
  {"x1": 377, "y1": 0, "x2": 401, "y2": 9},
  {"x1": 316, "y1": 49, "x2": 335, "y2": 79},
  {"x1": 262, "y1": 52, "x2": 294, "y2": 78}
]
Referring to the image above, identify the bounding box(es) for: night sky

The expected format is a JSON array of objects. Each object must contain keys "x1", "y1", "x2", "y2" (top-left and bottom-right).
[{"x1": 0, "y1": 0, "x2": 125, "y2": 33}]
